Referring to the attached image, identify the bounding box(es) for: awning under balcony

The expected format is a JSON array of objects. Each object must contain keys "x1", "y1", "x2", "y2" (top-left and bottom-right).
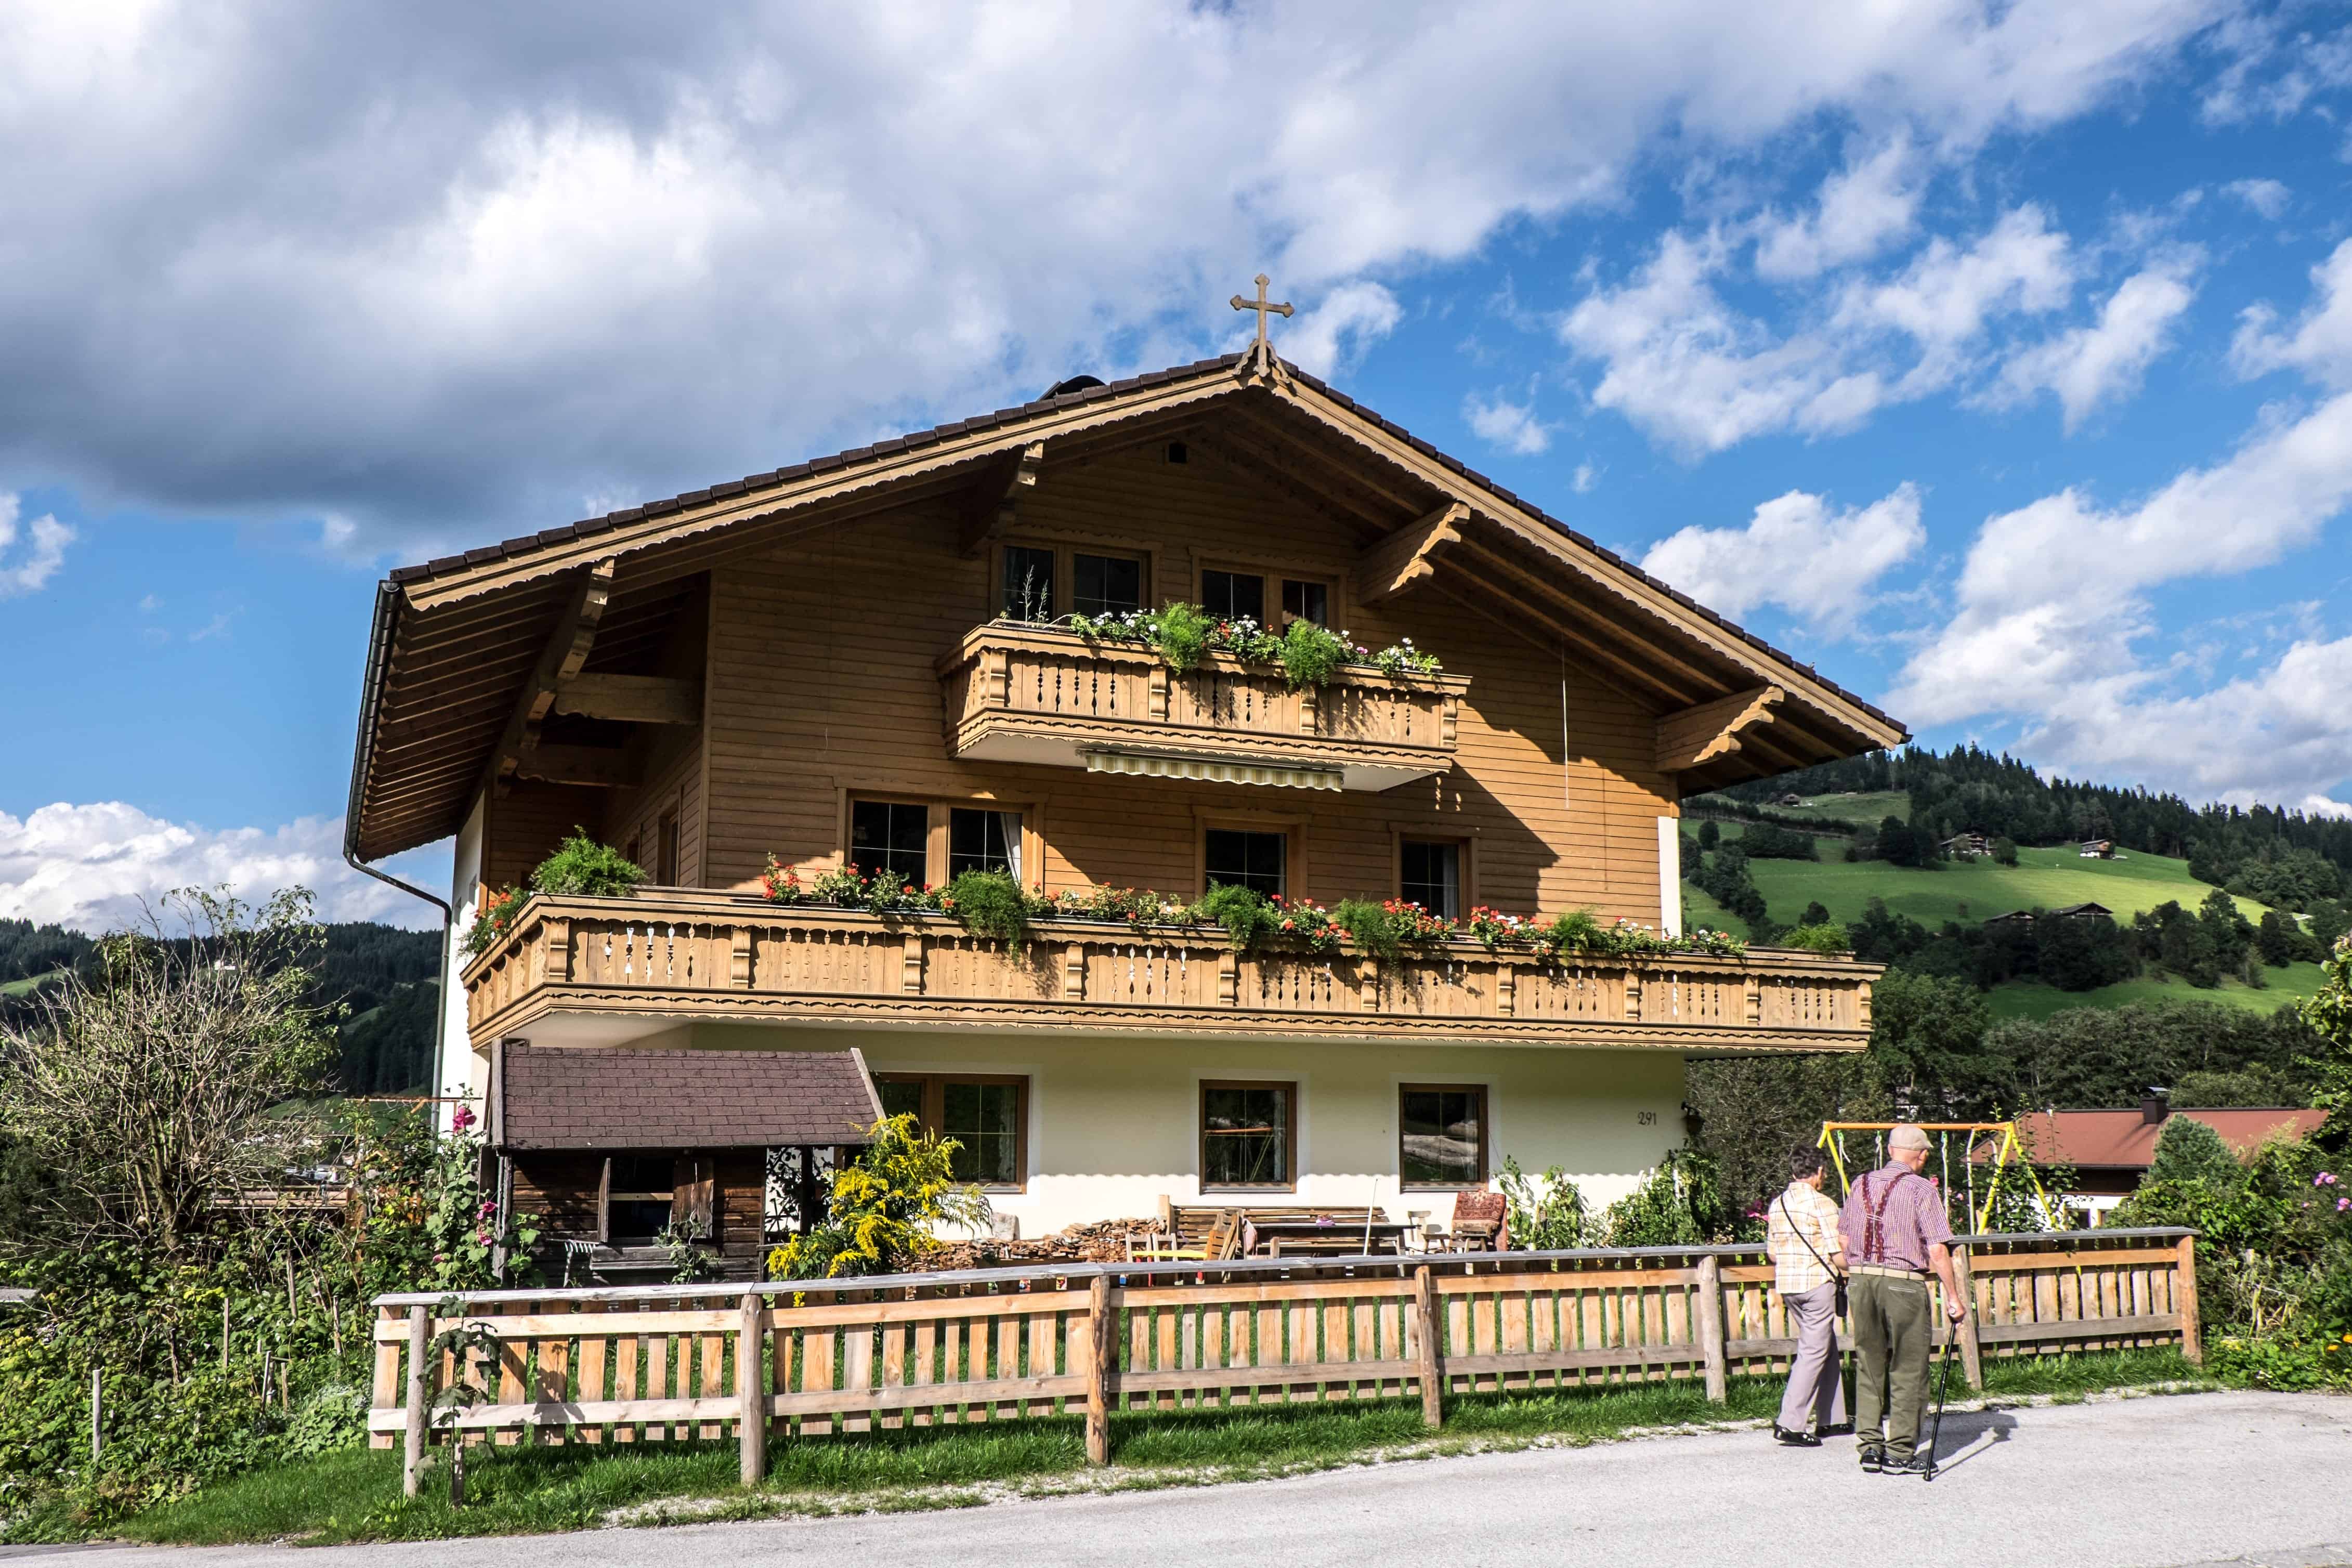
[{"x1": 1083, "y1": 749, "x2": 1342, "y2": 791}]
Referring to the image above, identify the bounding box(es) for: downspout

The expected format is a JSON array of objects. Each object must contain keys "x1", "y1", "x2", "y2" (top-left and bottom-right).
[{"x1": 342, "y1": 579, "x2": 456, "y2": 1114}]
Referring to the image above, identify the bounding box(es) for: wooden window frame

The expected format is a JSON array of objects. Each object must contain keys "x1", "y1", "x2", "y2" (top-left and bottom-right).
[
  {"x1": 994, "y1": 534, "x2": 1158, "y2": 622},
  {"x1": 873, "y1": 1072, "x2": 1030, "y2": 1191},
  {"x1": 656, "y1": 808, "x2": 681, "y2": 886},
  {"x1": 602, "y1": 1152, "x2": 680, "y2": 1244},
  {"x1": 1200, "y1": 1078, "x2": 1299, "y2": 1192},
  {"x1": 840, "y1": 790, "x2": 1044, "y2": 893},
  {"x1": 1398, "y1": 1082, "x2": 1490, "y2": 1192},
  {"x1": 1194, "y1": 552, "x2": 1350, "y2": 632},
  {"x1": 1393, "y1": 829, "x2": 1476, "y2": 917},
  {"x1": 1193, "y1": 806, "x2": 1309, "y2": 900}
]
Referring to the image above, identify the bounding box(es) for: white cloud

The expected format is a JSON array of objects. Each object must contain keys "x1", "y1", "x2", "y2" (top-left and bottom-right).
[
  {"x1": 1571, "y1": 461, "x2": 1599, "y2": 493},
  {"x1": 1752, "y1": 137, "x2": 1921, "y2": 280},
  {"x1": 1640, "y1": 482, "x2": 1925, "y2": 634},
  {"x1": 2200, "y1": 16, "x2": 2352, "y2": 126},
  {"x1": 1461, "y1": 390, "x2": 1552, "y2": 455},
  {"x1": 0, "y1": 493, "x2": 73, "y2": 596},
  {"x1": 1833, "y1": 205, "x2": 2075, "y2": 393},
  {"x1": 0, "y1": 803, "x2": 448, "y2": 935},
  {"x1": 1278, "y1": 282, "x2": 1403, "y2": 379},
  {"x1": 0, "y1": 2, "x2": 2226, "y2": 554},
  {"x1": 136, "y1": 592, "x2": 160, "y2": 612},
  {"x1": 2233, "y1": 237, "x2": 2352, "y2": 388},
  {"x1": 2222, "y1": 177, "x2": 2292, "y2": 219},
  {"x1": 1981, "y1": 266, "x2": 2196, "y2": 431}
]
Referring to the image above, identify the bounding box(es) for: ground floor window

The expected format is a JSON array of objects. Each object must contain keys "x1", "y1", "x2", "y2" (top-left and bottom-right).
[
  {"x1": 1201, "y1": 1080, "x2": 1295, "y2": 1189},
  {"x1": 876, "y1": 1073, "x2": 1027, "y2": 1188},
  {"x1": 1400, "y1": 1084, "x2": 1487, "y2": 1188}
]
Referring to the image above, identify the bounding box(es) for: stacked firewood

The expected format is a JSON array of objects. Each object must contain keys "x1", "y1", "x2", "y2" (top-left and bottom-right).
[{"x1": 913, "y1": 1217, "x2": 1157, "y2": 1272}]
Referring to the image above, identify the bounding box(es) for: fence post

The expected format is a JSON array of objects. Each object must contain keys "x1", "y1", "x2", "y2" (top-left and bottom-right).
[
  {"x1": 401, "y1": 1304, "x2": 429, "y2": 1498},
  {"x1": 1695, "y1": 1255, "x2": 1727, "y2": 1403},
  {"x1": 90, "y1": 1367, "x2": 102, "y2": 1465},
  {"x1": 1085, "y1": 1273, "x2": 1113, "y2": 1466},
  {"x1": 1413, "y1": 1265, "x2": 1443, "y2": 1428},
  {"x1": 1951, "y1": 1246, "x2": 1984, "y2": 1388},
  {"x1": 2175, "y1": 1233, "x2": 2202, "y2": 1365},
  {"x1": 737, "y1": 1290, "x2": 766, "y2": 1486}
]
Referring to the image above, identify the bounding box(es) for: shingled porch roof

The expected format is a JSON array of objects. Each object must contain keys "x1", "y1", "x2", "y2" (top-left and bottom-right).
[{"x1": 489, "y1": 1042, "x2": 884, "y2": 1152}]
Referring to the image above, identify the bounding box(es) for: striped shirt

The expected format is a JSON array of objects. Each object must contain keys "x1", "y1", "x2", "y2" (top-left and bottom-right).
[
  {"x1": 1766, "y1": 1182, "x2": 1845, "y2": 1295},
  {"x1": 1837, "y1": 1161, "x2": 1953, "y2": 1273}
]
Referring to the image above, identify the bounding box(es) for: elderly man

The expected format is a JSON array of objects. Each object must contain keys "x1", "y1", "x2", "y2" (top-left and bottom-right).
[
  {"x1": 1766, "y1": 1143, "x2": 1847, "y2": 1446},
  {"x1": 1838, "y1": 1123, "x2": 1968, "y2": 1475}
]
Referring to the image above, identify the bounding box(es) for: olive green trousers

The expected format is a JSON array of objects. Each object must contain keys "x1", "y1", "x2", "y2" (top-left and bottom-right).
[{"x1": 1850, "y1": 1272, "x2": 1932, "y2": 1459}]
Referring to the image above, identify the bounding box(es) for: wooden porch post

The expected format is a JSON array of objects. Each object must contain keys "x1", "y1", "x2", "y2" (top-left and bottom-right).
[
  {"x1": 1414, "y1": 1265, "x2": 1443, "y2": 1428},
  {"x1": 401, "y1": 1304, "x2": 430, "y2": 1498},
  {"x1": 1084, "y1": 1273, "x2": 1114, "y2": 1466},
  {"x1": 737, "y1": 1290, "x2": 767, "y2": 1485},
  {"x1": 1695, "y1": 1255, "x2": 1727, "y2": 1403},
  {"x1": 2176, "y1": 1233, "x2": 2202, "y2": 1365},
  {"x1": 1952, "y1": 1245, "x2": 1985, "y2": 1389}
]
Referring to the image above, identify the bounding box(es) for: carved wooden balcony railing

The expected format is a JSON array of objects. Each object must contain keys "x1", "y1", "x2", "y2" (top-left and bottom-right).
[
  {"x1": 463, "y1": 891, "x2": 1876, "y2": 1053},
  {"x1": 935, "y1": 621, "x2": 1472, "y2": 791}
]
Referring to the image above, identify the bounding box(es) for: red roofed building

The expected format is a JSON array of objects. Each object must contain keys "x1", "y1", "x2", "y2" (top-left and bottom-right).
[{"x1": 1993, "y1": 1093, "x2": 2326, "y2": 1223}]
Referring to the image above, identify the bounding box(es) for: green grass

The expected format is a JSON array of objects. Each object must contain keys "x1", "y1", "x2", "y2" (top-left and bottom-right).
[
  {"x1": 1983, "y1": 965, "x2": 2330, "y2": 1022},
  {"x1": 118, "y1": 1353, "x2": 2207, "y2": 1546},
  {"x1": 0, "y1": 969, "x2": 61, "y2": 998}
]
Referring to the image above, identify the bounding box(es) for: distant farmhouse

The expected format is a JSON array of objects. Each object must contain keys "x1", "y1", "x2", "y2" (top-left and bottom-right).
[
  {"x1": 1941, "y1": 832, "x2": 1993, "y2": 859},
  {"x1": 1983, "y1": 901, "x2": 2115, "y2": 929},
  {"x1": 1988, "y1": 1092, "x2": 2325, "y2": 1224},
  {"x1": 2079, "y1": 839, "x2": 2115, "y2": 858}
]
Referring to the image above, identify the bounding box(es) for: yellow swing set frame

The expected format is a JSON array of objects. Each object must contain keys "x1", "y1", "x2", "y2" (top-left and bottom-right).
[{"x1": 1818, "y1": 1120, "x2": 2062, "y2": 1235}]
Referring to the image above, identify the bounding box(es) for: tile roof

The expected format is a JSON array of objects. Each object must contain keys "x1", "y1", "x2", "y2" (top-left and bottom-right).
[
  {"x1": 380, "y1": 351, "x2": 1900, "y2": 733},
  {"x1": 1997, "y1": 1107, "x2": 2327, "y2": 1171},
  {"x1": 492, "y1": 1042, "x2": 882, "y2": 1151}
]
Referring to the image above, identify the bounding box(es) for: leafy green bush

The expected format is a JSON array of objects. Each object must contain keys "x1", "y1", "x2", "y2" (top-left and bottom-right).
[
  {"x1": 1151, "y1": 601, "x2": 1213, "y2": 673},
  {"x1": 283, "y1": 1385, "x2": 365, "y2": 1458},
  {"x1": 1779, "y1": 922, "x2": 1851, "y2": 954},
  {"x1": 766, "y1": 1115, "x2": 991, "y2": 1280},
  {"x1": 1193, "y1": 884, "x2": 1280, "y2": 954},
  {"x1": 942, "y1": 870, "x2": 1030, "y2": 944},
  {"x1": 1332, "y1": 898, "x2": 1403, "y2": 965},
  {"x1": 1277, "y1": 619, "x2": 1350, "y2": 689},
  {"x1": 530, "y1": 830, "x2": 646, "y2": 897},
  {"x1": 2145, "y1": 1115, "x2": 2244, "y2": 1188},
  {"x1": 1595, "y1": 1148, "x2": 1726, "y2": 1246},
  {"x1": 1500, "y1": 1157, "x2": 1591, "y2": 1249}
]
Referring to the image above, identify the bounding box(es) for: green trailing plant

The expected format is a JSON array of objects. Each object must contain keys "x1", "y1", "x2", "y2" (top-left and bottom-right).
[
  {"x1": 1149, "y1": 600, "x2": 1214, "y2": 673},
  {"x1": 1332, "y1": 898, "x2": 1403, "y2": 966},
  {"x1": 941, "y1": 870, "x2": 1031, "y2": 945},
  {"x1": 529, "y1": 830, "x2": 646, "y2": 897},
  {"x1": 657, "y1": 1216, "x2": 719, "y2": 1284},
  {"x1": 1194, "y1": 883, "x2": 1283, "y2": 955},
  {"x1": 765, "y1": 1115, "x2": 992, "y2": 1280},
  {"x1": 1277, "y1": 618, "x2": 1350, "y2": 689},
  {"x1": 459, "y1": 885, "x2": 525, "y2": 958},
  {"x1": 1595, "y1": 1148, "x2": 1727, "y2": 1247},
  {"x1": 1499, "y1": 1157, "x2": 1592, "y2": 1249},
  {"x1": 1779, "y1": 921, "x2": 1852, "y2": 955}
]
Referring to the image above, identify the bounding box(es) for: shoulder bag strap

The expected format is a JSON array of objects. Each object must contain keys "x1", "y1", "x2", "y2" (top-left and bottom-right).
[{"x1": 1778, "y1": 1192, "x2": 1840, "y2": 1280}]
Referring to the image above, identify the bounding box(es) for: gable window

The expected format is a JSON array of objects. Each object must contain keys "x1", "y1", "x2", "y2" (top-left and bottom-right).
[
  {"x1": 1280, "y1": 578, "x2": 1329, "y2": 626},
  {"x1": 1199, "y1": 568, "x2": 1264, "y2": 625},
  {"x1": 850, "y1": 798, "x2": 929, "y2": 886},
  {"x1": 949, "y1": 807, "x2": 1023, "y2": 880},
  {"x1": 1400, "y1": 839, "x2": 1461, "y2": 919},
  {"x1": 1002, "y1": 544, "x2": 1056, "y2": 621},
  {"x1": 1072, "y1": 553, "x2": 1143, "y2": 618},
  {"x1": 1205, "y1": 828, "x2": 1286, "y2": 897},
  {"x1": 1201, "y1": 1080, "x2": 1295, "y2": 1188},
  {"x1": 1400, "y1": 1084, "x2": 1487, "y2": 1189},
  {"x1": 876, "y1": 1073, "x2": 1027, "y2": 1188}
]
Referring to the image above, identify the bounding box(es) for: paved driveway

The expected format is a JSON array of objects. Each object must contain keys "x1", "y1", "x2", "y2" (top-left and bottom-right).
[{"x1": 25, "y1": 1390, "x2": 2350, "y2": 1568}]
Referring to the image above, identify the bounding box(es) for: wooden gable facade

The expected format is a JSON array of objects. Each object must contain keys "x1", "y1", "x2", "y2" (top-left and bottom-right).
[{"x1": 349, "y1": 350, "x2": 1905, "y2": 1238}]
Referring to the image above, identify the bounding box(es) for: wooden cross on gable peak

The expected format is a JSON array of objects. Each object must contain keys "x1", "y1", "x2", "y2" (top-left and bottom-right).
[{"x1": 1231, "y1": 273, "x2": 1293, "y2": 374}]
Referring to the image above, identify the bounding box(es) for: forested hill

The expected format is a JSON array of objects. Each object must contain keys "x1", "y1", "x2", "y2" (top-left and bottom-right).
[
  {"x1": 0, "y1": 917, "x2": 443, "y2": 1095},
  {"x1": 1714, "y1": 743, "x2": 2352, "y2": 910}
]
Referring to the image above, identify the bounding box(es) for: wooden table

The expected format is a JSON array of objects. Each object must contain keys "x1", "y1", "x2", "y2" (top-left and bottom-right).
[{"x1": 1246, "y1": 1219, "x2": 1415, "y2": 1257}]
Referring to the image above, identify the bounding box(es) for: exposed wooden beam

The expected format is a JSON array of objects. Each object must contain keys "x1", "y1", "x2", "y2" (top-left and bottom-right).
[
  {"x1": 1185, "y1": 433, "x2": 1389, "y2": 535},
  {"x1": 479, "y1": 558, "x2": 617, "y2": 802},
  {"x1": 957, "y1": 440, "x2": 1046, "y2": 557},
  {"x1": 1223, "y1": 402, "x2": 1433, "y2": 518},
  {"x1": 1449, "y1": 541, "x2": 1702, "y2": 708},
  {"x1": 1657, "y1": 686, "x2": 1784, "y2": 775},
  {"x1": 514, "y1": 744, "x2": 637, "y2": 789},
  {"x1": 1355, "y1": 502, "x2": 1468, "y2": 605},
  {"x1": 553, "y1": 673, "x2": 704, "y2": 726}
]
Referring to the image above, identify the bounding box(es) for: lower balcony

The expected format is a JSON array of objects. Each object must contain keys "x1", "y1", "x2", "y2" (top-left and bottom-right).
[{"x1": 463, "y1": 891, "x2": 1877, "y2": 1053}]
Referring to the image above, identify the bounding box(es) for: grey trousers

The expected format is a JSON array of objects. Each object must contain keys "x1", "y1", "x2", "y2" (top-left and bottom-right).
[{"x1": 1776, "y1": 1281, "x2": 1848, "y2": 1433}]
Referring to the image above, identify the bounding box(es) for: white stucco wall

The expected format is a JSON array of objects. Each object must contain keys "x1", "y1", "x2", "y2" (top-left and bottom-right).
[
  {"x1": 439, "y1": 792, "x2": 487, "y2": 1130},
  {"x1": 674, "y1": 1021, "x2": 1687, "y2": 1237},
  {"x1": 1656, "y1": 816, "x2": 1682, "y2": 938}
]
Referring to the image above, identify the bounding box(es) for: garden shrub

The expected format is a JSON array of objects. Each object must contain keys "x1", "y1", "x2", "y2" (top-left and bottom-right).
[
  {"x1": 1151, "y1": 600, "x2": 1213, "y2": 673},
  {"x1": 1596, "y1": 1148, "x2": 1726, "y2": 1247},
  {"x1": 282, "y1": 1384, "x2": 366, "y2": 1457},
  {"x1": 1780, "y1": 922, "x2": 1851, "y2": 954},
  {"x1": 1193, "y1": 884, "x2": 1280, "y2": 954},
  {"x1": 1332, "y1": 897, "x2": 1403, "y2": 965},
  {"x1": 766, "y1": 1115, "x2": 991, "y2": 1280},
  {"x1": 1276, "y1": 618, "x2": 1350, "y2": 689},
  {"x1": 1499, "y1": 1157, "x2": 1591, "y2": 1249}
]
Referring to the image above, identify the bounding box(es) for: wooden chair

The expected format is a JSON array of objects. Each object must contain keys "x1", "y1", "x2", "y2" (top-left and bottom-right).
[{"x1": 1447, "y1": 1190, "x2": 1509, "y2": 1252}]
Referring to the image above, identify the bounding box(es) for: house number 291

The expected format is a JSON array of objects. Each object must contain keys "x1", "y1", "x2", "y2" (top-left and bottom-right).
[{"x1": 1636, "y1": 1110, "x2": 1657, "y2": 1126}]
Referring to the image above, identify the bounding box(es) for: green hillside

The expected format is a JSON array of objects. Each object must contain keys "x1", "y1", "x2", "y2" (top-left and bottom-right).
[{"x1": 1684, "y1": 820, "x2": 2330, "y2": 1017}]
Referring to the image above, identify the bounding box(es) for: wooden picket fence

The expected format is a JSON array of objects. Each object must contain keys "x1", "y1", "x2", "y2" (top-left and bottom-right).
[{"x1": 370, "y1": 1226, "x2": 2198, "y2": 1493}]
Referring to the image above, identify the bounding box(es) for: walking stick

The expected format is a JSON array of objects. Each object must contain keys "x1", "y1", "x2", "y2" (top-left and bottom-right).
[{"x1": 1922, "y1": 1332, "x2": 1957, "y2": 1480}]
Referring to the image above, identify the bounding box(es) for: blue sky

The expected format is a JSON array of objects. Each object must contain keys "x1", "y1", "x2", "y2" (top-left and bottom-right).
[{"x1": 3, "y1": 2, "x2": 2349, "y2": 931}]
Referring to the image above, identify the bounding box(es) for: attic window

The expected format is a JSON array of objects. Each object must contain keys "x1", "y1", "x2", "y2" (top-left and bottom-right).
[{"x1": 1166, "y1": 441, "x2": 1188, "y2": 465}]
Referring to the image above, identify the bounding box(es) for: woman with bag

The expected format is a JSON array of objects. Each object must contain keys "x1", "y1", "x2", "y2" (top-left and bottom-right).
[{"x1": 1766, "y1": 1143, "x2": 1849, "y2": 1446}]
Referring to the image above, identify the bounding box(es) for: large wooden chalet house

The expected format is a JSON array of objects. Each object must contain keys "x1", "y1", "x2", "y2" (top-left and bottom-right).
[{"x1": 346, "y1": 331, "x2": 1903, "y2": 1275}]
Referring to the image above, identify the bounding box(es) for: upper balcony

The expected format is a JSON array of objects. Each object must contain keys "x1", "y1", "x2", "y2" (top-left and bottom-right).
[
  {"x1": 462, "y1": 889, "x2": 1877, "y2": 1054},
  {"x1": 936, "y1": 621, "x2": 1472, "y2": 791}
]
